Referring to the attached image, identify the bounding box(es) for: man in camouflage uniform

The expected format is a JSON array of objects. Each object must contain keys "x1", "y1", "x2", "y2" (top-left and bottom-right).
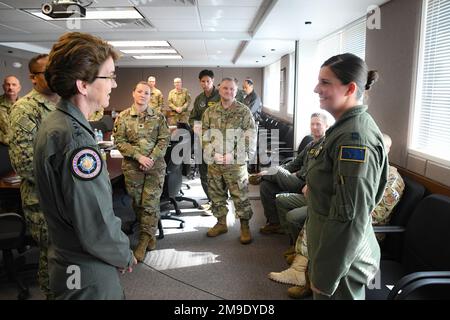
[
  {"x1": 0, "y1": 75, "x2": 21, "y2": 145},
  {"x1": 167, "y1": 77, "x2": 191, "y2": 125},
  {"x1": 189, "y1": 69, "x2": 221, "y2": 213},
  {"x1": 147, "y1": 76, "x2": 164, "y2": 113},
  {"x1": 114, "y1": 81, "x2": 170, "y2": 262},
  {"x1": 9, "y1": 54, "x2": 59, "y2": 299},
  {"x1": 202, "y1": 78, "x2": 257, "y2": 244}
]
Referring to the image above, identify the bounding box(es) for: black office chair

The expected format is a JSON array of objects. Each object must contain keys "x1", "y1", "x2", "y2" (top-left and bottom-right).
[
  {"x1": 0, "y1": 143, "x2": 22, "y2": 214},
  {"x1": 0, "y1": 213, "x2": 30, "y2": 300},
  {"x1": 375, "y1": 175, "x2": 426, "y2": 261},
  {"x1": 368, "y1": 194, "x2": 450, "y2": 300}
]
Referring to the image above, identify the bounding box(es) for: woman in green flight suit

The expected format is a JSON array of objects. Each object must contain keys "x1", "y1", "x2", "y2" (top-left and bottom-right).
[{"x1": 306, "y1": 53, "x2": 388, "y2": 300}]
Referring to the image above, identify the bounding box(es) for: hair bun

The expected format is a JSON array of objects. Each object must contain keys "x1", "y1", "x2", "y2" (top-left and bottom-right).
[{"x1": 365, "y1": 70, "x2": 379, "y2": 90}]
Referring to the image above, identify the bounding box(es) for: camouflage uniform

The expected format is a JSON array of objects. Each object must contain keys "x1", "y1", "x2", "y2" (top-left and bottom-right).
[
  {"x1": 114, "y1": 104, "x2": 170, "y2": 239},
  {"x1": 167, "y1": 88, "x2": 191, "y2": 125},
  {"x1": 149, "y1": 87, "x2": 164, "y2": 114},
  {"x1": 306, "y1": 105, "x2": 388, "y2": 300},
  {"x1": 0, "y1": 94, "x2": 15, "y2": 145},
  {"x1": 202, "y1": 100, "x2": 257, "y2": 220},
  {"x1": 8, "y1": 89, "x2": 57, "y2": 298},
  {"x1": 33, "y1": 99, "x2": 134, "y2": 299},
  {"x1": 189, "y1": 86, "x2": 220, "y2": 200},
  {"x1": 88, "y1": 108, "x2": 104, "y2": 121},
  {"x1": 235, "y1": 89, "x2": 246, "y2": 104}
]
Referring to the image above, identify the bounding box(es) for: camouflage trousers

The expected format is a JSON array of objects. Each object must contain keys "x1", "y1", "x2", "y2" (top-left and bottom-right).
[
  {"x1": 275, "y1": 193, "x2": 307, "y2": 242},
  {"x1": 207, "y1": 164, "x2": 253, "y2": 220},
  {"x1": 22, "y1": 204, "x2": 53, "y2": 299},
  {"x1": 123, "y1": 160, "x2": 165, "y2": 238}
]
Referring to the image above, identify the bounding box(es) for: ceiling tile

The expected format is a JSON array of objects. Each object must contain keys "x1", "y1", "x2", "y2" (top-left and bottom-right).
[
  {"x1": 138, "y1": 6, "x2": 198, "y2": 20},
  {"x1": 198, "y1": 6, "x2": 258, "y2": 20},
  {"x1": 198, "y1": 0, "x2": 263, "y2": 6},
  {"x1": 202, "y1": 19, "x2": 251, "y2": 32},
  {"x1": 151, "y1": 19, "x2": 201, "y2": 32}
]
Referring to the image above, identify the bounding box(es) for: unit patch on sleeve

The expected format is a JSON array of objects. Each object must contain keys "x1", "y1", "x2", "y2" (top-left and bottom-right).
[
  {"x1": 339, "y1": 146, "x2": 367, "y2": 163},
  {"x1": 70, "y1": 147, "x2": 103, "y2": 180}
]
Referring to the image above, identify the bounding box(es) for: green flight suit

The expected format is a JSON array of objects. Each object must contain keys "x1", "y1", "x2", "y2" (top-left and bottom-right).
[
  {"x1": 167, "y1": 88, "x2": 191, "y2": 125},
  {"x1": 305, "y1": 105, "x2": 388, "y2": 300},
  {"x1": 0, "y1": 94, "x2": 15, "y2": 145},
  {"x1": 189, "y1": 86, "x2": 220, "y2": 200},
  {"x1": 33, "y1": 100, "x2": 134, "y2": 300},
  {"x1": 8, "y1": 89, "x2": 57, "y2": 298},
  {"x1": 113, "y1": 104, "x2": 170, "y2": 239},
  {"x1": 149, "y1": 87, "x2": 164, "y2": 114},
  {"x1": 202, "y1": 100, "x2": 257, "y2": 220}
]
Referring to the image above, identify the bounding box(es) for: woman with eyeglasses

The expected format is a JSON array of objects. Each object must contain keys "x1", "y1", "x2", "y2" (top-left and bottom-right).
[
  {"x1": 113, "y1": 81, "x2": 170, "y2": 262},
  {"x1": 33, "y1": 32, "x2": 136, "y2": 300},
  {"x1": 305, "y1": 53, "x2": 388, "y2": 300}
]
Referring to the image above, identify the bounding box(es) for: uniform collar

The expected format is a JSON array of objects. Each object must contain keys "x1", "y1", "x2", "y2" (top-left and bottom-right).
[
  {"x1": 130, "y1": 103, "x2": 153, "y2": 116},
  {"x1": 326, "y1": 105, "x2": 367, "y2": 136},
  {"x1": 29, "y1": 89, "x2": 57, "y2": 111},
  {"x1": 57, "y1": 99, "x2": 94, "y2": 134},
  {"x1": 204, "y1": 86, "x2": 218, "y2": 98},
  {"x1": 219, "y1": 99, "x2": 239, "y2": 112}
]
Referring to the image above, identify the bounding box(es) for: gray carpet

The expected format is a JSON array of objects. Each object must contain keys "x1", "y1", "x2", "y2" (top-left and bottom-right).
[{"x1": 0, "y1": 177, "x2": 296, "y2": 300}]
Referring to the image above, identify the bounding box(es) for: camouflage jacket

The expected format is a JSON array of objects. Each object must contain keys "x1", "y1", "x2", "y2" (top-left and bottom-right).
[
  {"x1": 202, "y1": 100, "x2": 257, "y2": 165},
  {"x1": 9, "y1": 89, "x2": 57, "y2": 207},
  {"x1": 168, "y1": 88, "x2": 191, "y2": 112},
  {"x1": 371, "y1": 165, "x2": 405, "y2": 226},
  {"x1": 0, "y1": 94, "x2": 16, "y2": 145},
  {"x1": 149, "y1": 87, "x2": 164, "y2": 113},
  {"x1": 114, "y1": 104, "x2": 170, "y2": 163}
]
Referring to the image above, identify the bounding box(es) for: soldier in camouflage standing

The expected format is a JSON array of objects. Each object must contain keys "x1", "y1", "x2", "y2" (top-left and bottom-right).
[
  {"x1": 9, "y1": 54, "x2": 59, "y2": 299},
  {"x1": 114, "y1": 81, "x2": 170, "y2": 262},
  {"x1": 147, "y1": 76, "x2": 164, "y2": 113},
  {"x1": 167, "y1": 77, "x2": 191, "y2": 125},
  {"x1": 202, "y1": 78, "x2": 257, "y2": 244},
  {"x1": 0, "y1": 75, "x2": 21, "y2": 145}
]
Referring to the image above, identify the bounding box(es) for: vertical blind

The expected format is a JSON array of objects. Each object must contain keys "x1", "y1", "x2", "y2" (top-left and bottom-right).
[
  {"x1": 317, "y1": 18, "x2": 366, "y2": 65},
  {"x1": 263, "y1": 60, "x2": 281, "y2": 111},
  {"x1": 411, "y1": 0, "x2": 450, "y2": 162}
]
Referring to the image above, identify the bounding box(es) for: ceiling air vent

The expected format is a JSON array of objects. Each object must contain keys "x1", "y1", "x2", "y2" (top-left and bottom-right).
[{"x1": 99, "y1": 18, "x2": 155, "y2": 30}]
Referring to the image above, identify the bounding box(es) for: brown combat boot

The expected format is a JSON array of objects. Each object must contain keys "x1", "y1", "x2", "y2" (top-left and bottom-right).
[
  {"x1": 287, "y1": 269, "x2": 312, "y2": 299},
  {"x1": 207, "y1": 216, "x2": 228, "y2": 237},
  {"x1": 134, "y1": 233, "x2": 151, "y2": 262},
  {"x1": 240, "y1": 219, "x2": 252, "y2": 244}
]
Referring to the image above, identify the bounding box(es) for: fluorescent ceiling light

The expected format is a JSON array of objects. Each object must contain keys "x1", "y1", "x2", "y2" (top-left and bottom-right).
[
  {"x1": 0, "y1": 42, "x2": 50, "y2": 54},
  {"x1": 25, "y1": 8, "x2": 143, "y2": 20},
  {"x1": 133, "y1": 55, "x2": 183, "y2": 60},
  {"x1": 110, "y1": 41, "x2": 170, "y2": 47},
  {"x1": 121, "y1": 49, "x2": 177, "y2": 54}
]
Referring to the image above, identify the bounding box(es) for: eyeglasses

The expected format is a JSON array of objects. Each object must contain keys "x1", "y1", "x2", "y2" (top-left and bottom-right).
[{"x1": 95, "y1": 74, "x2": 117, "y2": 81}]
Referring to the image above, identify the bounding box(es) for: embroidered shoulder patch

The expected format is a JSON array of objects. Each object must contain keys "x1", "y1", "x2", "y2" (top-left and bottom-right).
[
  {"x1": 339, "y1": 146, "x2": 367, "y2": 163},
  {"x1": 70, "y1": 147, "x2": 102, "y2": 180}
]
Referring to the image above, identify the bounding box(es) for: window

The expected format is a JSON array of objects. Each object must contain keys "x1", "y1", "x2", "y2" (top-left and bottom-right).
[
  {"x1": 317, "y1": 18, "x2": 366, "y2": 63},
  {"x1": 410, "y1": 0, "x2": 450, "y2": 163},
  {"x1": 263, "y1": 60, "x2": 281, "y2": 111}
]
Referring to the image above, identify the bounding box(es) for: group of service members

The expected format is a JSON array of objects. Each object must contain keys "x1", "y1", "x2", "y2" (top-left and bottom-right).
[{"x1": 1, "y1": 31, "x2": 391, "y2": 301}]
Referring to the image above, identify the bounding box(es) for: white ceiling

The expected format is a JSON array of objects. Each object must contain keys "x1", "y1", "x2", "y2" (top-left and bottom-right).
[{"x1": 0, "y1": 0, "x2": 390, "y2": 67}]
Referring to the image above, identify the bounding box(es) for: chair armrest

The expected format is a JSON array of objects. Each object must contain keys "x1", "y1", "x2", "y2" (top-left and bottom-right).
[
  {"x1": 388, "y1": 271, "x2": 450, "y2": 300},
  {"x1": 373, "y1": 225, "x2": 406, "y2": 233}
]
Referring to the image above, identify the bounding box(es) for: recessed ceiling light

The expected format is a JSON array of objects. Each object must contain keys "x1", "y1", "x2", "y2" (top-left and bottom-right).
[
  {"x1": 305, "y1": 21, "x2": 312, "y2": 25},
  {"x1": 133, "y1": 55, "x2": 182, "y2": 60},
  {"x1": 109, "y1": 41, "x2": 170, "y2": 47},
  {"x1": 121, "y1": 49, "x2": 177, "y2": 54},
  {"x1": 25, "y1": 8, "x2": 143, "y2": 21},
  {"x1": 271, "y1": 49, "x2": 275, "y2": 51}
]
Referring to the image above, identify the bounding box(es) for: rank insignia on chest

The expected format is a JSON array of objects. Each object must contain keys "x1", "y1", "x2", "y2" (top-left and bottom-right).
[
  {"x1": 339, "y1": 146, "x2": 367, "y2": 163},
  {"x1": 70, "y1": 147, "x2": 102, "y2": 180}
]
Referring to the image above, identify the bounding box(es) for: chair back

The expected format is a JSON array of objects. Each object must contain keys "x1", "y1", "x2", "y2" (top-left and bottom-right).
[
  {"x1": 0, "y1": 143, "x2": 13, "y2": 177},
  {"x1": 0, "y1": 213, "x2": 26, "y2": 250},
  {"x1": 403, "y1": 194, "x2": 450, "y2": 273}
]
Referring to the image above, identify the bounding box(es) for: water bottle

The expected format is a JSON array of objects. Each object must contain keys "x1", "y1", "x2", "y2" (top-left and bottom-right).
[
  {"x1": 98, "y1": 129, "x2": 103, "y2": 142},
  {"x1": 94, "y1": 129, "x2": 99, "y2": 142}
]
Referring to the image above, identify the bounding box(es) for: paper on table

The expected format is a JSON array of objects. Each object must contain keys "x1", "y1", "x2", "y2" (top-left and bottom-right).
[{"x1": 109, "y1": 149, "x2": 123, "y2": 158}]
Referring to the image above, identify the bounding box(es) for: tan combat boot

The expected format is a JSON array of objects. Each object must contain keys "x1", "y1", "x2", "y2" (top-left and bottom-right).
[
  {"x1": 240, "y1": 219, "x2": 252, "y2": 244},
  {"x1": 268, "y1": 255, "x2": 308, "y2": 286},
  {"x1": 207, "y1": 216, "x2": 228, "y2": 237},
  {"x1": 134, "y1": 233, "x2": 151, "y2": 262},
  {"x1": 287, "y1": 270, "x2": 312, "y2": 299}
]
